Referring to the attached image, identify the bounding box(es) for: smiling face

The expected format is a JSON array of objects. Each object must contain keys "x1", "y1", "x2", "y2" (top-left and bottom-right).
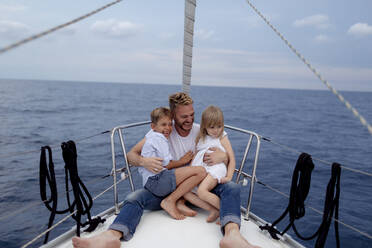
[
  {"x1": 151, "y1": 116, "x2": 172, "y2": 138},
  {"x1": 173, "y1": 104, "x2": 195, "y2": 136}
]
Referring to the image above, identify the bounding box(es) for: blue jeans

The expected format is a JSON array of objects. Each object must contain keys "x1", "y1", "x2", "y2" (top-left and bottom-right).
[{"x1": 109, "y1": 181, "x2": 241, "y2": 240}]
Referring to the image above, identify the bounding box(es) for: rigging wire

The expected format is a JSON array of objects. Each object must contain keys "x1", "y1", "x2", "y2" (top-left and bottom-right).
[
  {"x1": 261, "y1": 136, "x2": 372, "y2": 177},
  {"x1": 21, "y1": 177, "x2": 127, "y2": 248},
  {"x1": 0, "y1": 130, "x2": 110, "y2": 159},
  {"x1": 0, "y1": 171, "x2": 112, "y2": 222},
  {"x1": 0, "y1": 0, "x2": 124, "y2": 55},
  {"x1": 244, "y1": 0, "x2": 372, "y2": 136}
]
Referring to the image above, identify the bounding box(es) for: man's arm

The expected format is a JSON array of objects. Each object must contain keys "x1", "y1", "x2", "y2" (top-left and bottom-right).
[
  {"x1": 127, "y1": 137, "x2": 163, "y2": 173},
  {"x1": 165, "y1": 151, "x2": 193, "y2": 170}
]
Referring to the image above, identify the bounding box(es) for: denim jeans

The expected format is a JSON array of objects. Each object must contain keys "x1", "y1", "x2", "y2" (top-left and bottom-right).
[
  {"x1": 211, "y1": 181, "x2": 241, "y2": 234},
  {"x1": 109, "y1": 181, "x2": 241, "y2": 240}
]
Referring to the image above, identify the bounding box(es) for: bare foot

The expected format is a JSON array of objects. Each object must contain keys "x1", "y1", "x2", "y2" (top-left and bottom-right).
[
  {"x1": 220, "y1": 228, "x2": 260, "y2": 248},
  {"x1": 72, "y1": 230, "x2": 121, "y2": 248},
  {"x1": 206, "y1": 208, "x2": 219, "y2": 223},
  {"x1": 161, "y1": 198, "x2": 186, "y2": 220},
  {"x1": 177, "y1": 199, "x2": 197, "y2": 217}
]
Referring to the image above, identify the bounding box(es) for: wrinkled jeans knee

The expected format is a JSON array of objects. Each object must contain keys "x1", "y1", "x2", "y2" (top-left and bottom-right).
[{"x1": 212, "y1": 182, "x2": 241, "y2": 234}]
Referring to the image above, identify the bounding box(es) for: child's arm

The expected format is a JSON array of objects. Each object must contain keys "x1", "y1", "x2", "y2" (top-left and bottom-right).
[
  {"x1": 219, "y1": 135, "x2": 236, "y2": 184},
  {"x1": 165, "y1": 151, "x2": 193, "y2": 170},
  {"x1": 128, "y1": 137, "x2": 163, "y2": 173}
]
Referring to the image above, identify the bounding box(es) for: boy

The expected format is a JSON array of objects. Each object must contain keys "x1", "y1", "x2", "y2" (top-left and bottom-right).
[{"x1": 139, "y1": 107, "x2": 206, "y2": 220}]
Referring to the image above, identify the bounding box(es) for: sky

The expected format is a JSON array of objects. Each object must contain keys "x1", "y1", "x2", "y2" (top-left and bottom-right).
[{"x1": 0, "y1": 0, "x2": 372, "y2": 91}]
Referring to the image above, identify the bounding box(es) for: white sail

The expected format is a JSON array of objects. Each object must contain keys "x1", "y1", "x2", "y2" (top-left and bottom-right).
[{"x1": 182, "y1": 0, "x2": 196, "y2": 94}]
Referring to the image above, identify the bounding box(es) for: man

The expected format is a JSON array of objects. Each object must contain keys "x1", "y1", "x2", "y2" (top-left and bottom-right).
[{"x1": 72, "y1": 92, "x2": 258, "y2": 248}]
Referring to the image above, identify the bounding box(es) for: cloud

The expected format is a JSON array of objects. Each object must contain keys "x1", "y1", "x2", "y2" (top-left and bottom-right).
[
  {"x1": 0, "y1": 3, "x2": 26, "y2": 13},
  {"x1": 90, "y1": 19, "x2": 142, "y2": 38},
  {"x1": 347, "y1": 23, "x2": 372, "y2": 36},
  {"x1": 195, "y1": 29, "x2": 215, "y2": 41},
  {"x1": 314, "y1": 34, "x2": 331, "y2": 43},
  {"x1": 0, "y1": 20, "x2": 29, "y2": 40},
  {"x1": 293, "y1": 14, "x2": 330, "y2": 29}
]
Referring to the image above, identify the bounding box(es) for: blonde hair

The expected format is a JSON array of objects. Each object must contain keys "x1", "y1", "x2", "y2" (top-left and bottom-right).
[
  {"x1": 197, "y1": 105, "x2": 224, "y2": 144},
  {"x1": 168, "y1": 92, "x2": 194, "y2": 115},
  {"x1": 150, "y1": 107, "x2": 171, "y2": 124}
]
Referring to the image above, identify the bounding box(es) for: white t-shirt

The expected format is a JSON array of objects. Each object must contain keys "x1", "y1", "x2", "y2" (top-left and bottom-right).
[
  {"x1": 191, "y1": 132, "x2": 227, "y2": 182},
  {"x1": 169, "y1": 123, "x2": 200, "y2": 162},
  {"x1": 138, "y1": 130, "x2": 173, "y2": 186}
]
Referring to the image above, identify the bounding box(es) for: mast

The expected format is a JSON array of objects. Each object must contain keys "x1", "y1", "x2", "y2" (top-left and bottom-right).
[{"x1": 182, "y1": 0, "x2": 196, "y2": 94}]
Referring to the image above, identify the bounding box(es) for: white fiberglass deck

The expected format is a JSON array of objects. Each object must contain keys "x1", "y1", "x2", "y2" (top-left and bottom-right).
[{"x1": 47, "y1": 208, "x2": 304, "y2": 248}]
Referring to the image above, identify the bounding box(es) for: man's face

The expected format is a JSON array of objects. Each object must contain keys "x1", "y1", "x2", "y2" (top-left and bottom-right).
[{"x1": 173, "y1": 104, "x2": 194, "y2": 133}]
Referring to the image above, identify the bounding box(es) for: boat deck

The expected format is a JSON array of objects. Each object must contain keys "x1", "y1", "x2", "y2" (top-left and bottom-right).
[{"x1": 45, "y1": 208, "x2": 304, "y2": 248}]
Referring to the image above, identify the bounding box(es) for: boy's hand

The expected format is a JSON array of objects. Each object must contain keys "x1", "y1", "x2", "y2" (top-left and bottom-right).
[
  {"x1": 141, "y1": 157, "x2": 163, "y2": 173},
  {"x1": 219, "y1": 176, "x2": 232, "y2": 184},
  {"x1": 180, "y1": 151, "x2": 193, "y2": 165},
  {"x1": 203, "y1": 147, "x2": 227, "y2": 166}
]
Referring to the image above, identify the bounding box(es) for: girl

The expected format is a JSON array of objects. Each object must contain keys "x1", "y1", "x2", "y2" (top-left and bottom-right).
[{"x1": 191, "y1": 105, "x2": 236, "y2": 211}]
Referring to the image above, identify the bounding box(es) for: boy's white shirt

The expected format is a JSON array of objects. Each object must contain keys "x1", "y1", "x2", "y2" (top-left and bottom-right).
[{"x1": 138, "y1": 129, "x2": 172, "y2": 186}]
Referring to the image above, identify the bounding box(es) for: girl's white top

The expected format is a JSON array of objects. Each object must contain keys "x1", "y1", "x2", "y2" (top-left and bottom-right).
[{"x1": 191, "y1": 132, "x2": 227, "y2": 182}]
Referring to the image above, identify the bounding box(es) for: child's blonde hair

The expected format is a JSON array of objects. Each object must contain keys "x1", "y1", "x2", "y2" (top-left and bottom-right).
[
  {"x1": 197, "y1": 105, "x2": 224, "y2": 144},
  {"x1": 151, "y1": 107, "x2": 171, "y2": 124}
]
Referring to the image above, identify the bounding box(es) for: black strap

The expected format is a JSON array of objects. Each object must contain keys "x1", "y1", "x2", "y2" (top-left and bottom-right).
[
  {"x1": 39, "y1": 141, "x2": 105, "y2": 244},
  {"x1": 260, "y1": 154, "x2": 341, "y2": 248},
  {"x1": 314, "y1": 163, "x2": 341, "y2": 248},
  {"x1": 61, "y1": 140, "x2": 105, "y2": 236},
  {"x1": 260, "y1": 153, "x2": 314, "y2": 239},
  {"x1": 40, "y1": 146, "x2": 72, "y2": 243}
]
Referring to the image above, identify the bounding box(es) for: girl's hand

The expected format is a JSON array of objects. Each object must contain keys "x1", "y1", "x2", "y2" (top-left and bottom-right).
[{"x1": 219, "y1": 176, "x2": 232, "y2": 184}]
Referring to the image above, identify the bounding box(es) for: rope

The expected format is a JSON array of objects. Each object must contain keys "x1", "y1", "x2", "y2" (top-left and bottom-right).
[
  {"x1": 260, "y1": 153, "x2": 315, "y2": 239},
  {"x1": 244, "y1": 0, "x2": 372, "y2": 135},
  {"x1": 256, "y1": 176, "x2": 372, "y2": 240},
  {"x1": 259, "y1": 156, "x2": 341, "y2": 247},
  {"x1": 21, "y1": 177, "x2": 126, "y2": 248},
  {"x1": 0, "y1": 0, "x2": 123, "y2": 55},
  {"x1": 261, "y1": 136, "x2": 372, "y2": 177},
  {"x1": 0, "y1": 130, "x2": 109, "y2": 159},
  {"x1": 39, "y1": 141, "x2": 106, "y2": 244},
  {"x1": 39, "y1": 146, "x2": 69, "y2": 243}
]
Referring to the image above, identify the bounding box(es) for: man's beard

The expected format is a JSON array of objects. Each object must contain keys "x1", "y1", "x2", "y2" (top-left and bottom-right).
[{"x1": 175, "y1": 119, "x2": 193, "y2": 132}]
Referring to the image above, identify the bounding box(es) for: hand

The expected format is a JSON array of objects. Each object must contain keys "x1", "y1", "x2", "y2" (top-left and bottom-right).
[
  {"x1": 203, "y1": 147, "x2": 227, "y2": 166},
  {"x1": 219, "y1": 176, "x2": 232, "y2": 184},
  {"x1": 142, "y1": 157, "x2": 163, "y2": 174},
  {"x1": 179, "y1": 151, "x2": 193, "y2": 165}
]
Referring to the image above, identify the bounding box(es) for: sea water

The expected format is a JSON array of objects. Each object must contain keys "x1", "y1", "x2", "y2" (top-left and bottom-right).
[{"x1": 0, "y1": 79, "x2": 371, "y2": 247}]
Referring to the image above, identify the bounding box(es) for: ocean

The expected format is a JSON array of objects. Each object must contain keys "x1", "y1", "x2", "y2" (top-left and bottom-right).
[{"x1": 0, "y1": 79, "x2": 371, "y2": 247}]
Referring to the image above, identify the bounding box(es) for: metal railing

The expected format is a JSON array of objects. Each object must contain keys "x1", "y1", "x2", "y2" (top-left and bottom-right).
[
  {"x1": 224, "y1": 125, "x2": 261, "y2": 219},
  {"x1": 110, "y1": 121, "x2": 151, "y2": 214},
  {"x1": 110, "y1": 122, "x2": 262, "y2": 218}
]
